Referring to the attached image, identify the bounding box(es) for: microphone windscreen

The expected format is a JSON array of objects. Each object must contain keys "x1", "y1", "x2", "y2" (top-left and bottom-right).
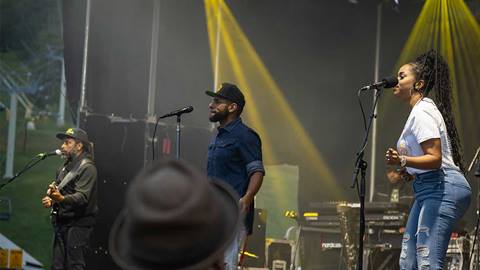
[{"x1": 383, "y1": 76, "x2": 398, "y2": 88}]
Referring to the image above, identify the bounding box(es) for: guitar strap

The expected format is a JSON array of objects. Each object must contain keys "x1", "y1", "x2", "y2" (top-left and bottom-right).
[{"x1": 57, "y1": 158, "x2": 93, "y2": 191}]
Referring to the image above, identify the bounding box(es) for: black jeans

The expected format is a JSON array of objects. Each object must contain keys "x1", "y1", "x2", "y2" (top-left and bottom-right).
[{"x1": 52, "y1": 226, "x2": 93, "y2": 270}]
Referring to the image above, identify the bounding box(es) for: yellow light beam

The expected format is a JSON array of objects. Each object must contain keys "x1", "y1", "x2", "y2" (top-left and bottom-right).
[
  {"x1": 204, "y1": 0, "x2": 344, "y2": 198},
  {"x1": 383, "y1": 0, "x2": 480, "y2": 164}
]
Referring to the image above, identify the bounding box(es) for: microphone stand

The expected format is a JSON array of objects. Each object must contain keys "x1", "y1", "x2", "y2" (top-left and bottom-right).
[
  {"x1": 176, "y1": 115, "x2": 182, "y2": 159},
  {"x1": 476, "y1": 164, "x2": 480, "y2": 269},
  {"x1": 151, "y1": 114, "x2": 183, "y2": 160},
  {"x1": 155, "y1": 106, "x2": 192, "y2": 160},
  {"x1": 350, "y1": 87, "x2": 382, "y2": 270},
  {"x1": 0, "y1": 154, "x2": 53, "y2": 190},
  {"x1": 467, "y1": 147, "x2": 480, "y2": 269}
]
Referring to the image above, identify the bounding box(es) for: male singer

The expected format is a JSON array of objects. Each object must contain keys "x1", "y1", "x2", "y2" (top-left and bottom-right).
[
  {"x1": 42, "y1": 128, "x2": 97, "y2": 270},
  {"x1": 206, "y1": 83, "x2": 265, "y2": 270}
]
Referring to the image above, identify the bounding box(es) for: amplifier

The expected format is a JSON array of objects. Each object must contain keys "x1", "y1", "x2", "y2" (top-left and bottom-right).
[
  {"x1": 303, "y1": 213, "x2": 407, "y2": 228},
  {"x1": 299, "y1": 228, "x2": 343, "y2": 270},
  {"x1": 266, "y1": 239, "x2": 294, "y2": 270},
  {"x1": 367, "y1": 247, "x2": 401, "y2": 270},
  {"x1": 309, "y1": 201, "x2": 409, "y2": 213},
  {"x1": 301, "y1": 201, "x2": 408, "y2": 230}
]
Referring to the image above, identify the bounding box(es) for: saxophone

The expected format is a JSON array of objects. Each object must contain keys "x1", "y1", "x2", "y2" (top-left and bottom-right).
[{"x1": 337, "y1": 203, "x2": 358, "y2": 270}]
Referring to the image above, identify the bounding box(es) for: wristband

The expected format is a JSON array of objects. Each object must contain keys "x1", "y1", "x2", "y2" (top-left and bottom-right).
[{"x1": 399, "y1": 155, "x2": 407, "y2": 168}]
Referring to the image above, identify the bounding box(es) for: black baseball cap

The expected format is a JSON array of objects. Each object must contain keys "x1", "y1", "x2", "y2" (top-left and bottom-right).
[
  {"x1": 56, "y1": 127, "x2": 90, "y2": 144},
  {"x1": 205, "y1": 83, "x2": 245, "y2": 108}
]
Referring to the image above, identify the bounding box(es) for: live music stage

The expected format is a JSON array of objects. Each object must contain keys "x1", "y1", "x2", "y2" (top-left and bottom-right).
[{"x1": 1, "y1": 0, "x2": 480, "y2": 269}]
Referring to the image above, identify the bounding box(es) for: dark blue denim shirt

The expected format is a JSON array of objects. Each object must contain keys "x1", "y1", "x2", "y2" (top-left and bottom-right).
[{"x1": 207, "y1": 117, "x2": 265, "y2": 233}]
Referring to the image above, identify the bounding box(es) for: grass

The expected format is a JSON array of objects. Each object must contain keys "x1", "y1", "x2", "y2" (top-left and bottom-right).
[{"x1": 1, "y1": 116, "x2": 68, "y2": 269}]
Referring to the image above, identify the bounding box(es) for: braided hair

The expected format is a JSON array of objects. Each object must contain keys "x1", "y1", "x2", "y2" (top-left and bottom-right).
[{"x1": 409, "y1": 50, "x2": 465, "y2": 173}]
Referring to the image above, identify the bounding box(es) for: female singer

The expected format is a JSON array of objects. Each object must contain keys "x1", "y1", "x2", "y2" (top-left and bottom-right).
[{"x1": 385, "y1": 50, "x2": 471, "y2": 269}]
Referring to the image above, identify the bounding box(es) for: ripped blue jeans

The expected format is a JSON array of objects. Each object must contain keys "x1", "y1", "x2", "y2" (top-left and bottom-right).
[{"x1": 399, "y1": 169, "x2": 471, "y2": 270}]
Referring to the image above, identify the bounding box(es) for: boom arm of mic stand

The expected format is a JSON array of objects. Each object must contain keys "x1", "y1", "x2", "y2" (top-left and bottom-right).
[{"x1": 0, "y1": 155, "x2": 49, "y2": 190}]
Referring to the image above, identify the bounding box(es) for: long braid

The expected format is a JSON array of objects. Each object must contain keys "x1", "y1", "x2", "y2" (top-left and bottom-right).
[{"x1": 410, "y1": 50, "x2": 465, "y2": 173}]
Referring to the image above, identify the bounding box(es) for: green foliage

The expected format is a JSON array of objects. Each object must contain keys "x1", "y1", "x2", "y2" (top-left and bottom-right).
[
  {"x1": 0, "y1": 0, "x2": 63, "y2": 112},
  {"x1": 1, "y1": 1, "x2": 65, "y2": 266},
  {"x1": 0, "y1": 117, "x2": 65, "y2": 269},
  {"x1": 0, "y1": 0, "x2": 61, "y2": 54}
]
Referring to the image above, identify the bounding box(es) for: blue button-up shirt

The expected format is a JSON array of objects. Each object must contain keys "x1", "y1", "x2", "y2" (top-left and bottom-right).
[{"x1": 207, "y1": 117, "x2": 265, "y2": 232}]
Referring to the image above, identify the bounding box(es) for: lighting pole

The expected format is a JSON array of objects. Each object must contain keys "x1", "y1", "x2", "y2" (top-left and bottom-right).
[
  {"x1": 57, "y1": 58, "x2": 66, "y2": 126},
  {"x1": 56, "y1": 0, "x2": 66, "y2": 127},
  {"x1": 369, "y1": 0, "x2": 384, "y2": 203},
  {"x1": 78, "y1": 0, "x2": 91, "y2": 127},
  {"x1": 4, "y1": 93, "x2": 17, "y2": 179},
  {"x1": 144, "y1": 0, "x2": 161, "y2": 166}
]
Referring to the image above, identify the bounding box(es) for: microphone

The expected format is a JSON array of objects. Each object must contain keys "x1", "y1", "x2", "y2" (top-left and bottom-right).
[
  {"x1": 360, "y1": 76, "x2": 398, "y2": 91},
  {"x1": 159, "y1": 106, "x2": 194, "y2": 119},
  {"x1": 37, "y1": 149, "x2": 62, "y2": 158}
]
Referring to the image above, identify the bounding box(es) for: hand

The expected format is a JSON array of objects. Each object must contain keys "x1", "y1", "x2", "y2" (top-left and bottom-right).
[
  {"x1": 42, "y1": 196, "x2": 53, "y2": 208},
  {"x1": 385, "y1": 148, "x2": 401, "y2": 166},
  {"x1": 386, "y1": 167, "x2": 413, "y2": 184},
  {"x1": 239, "y1": 194, "x2": 254, "y2": 214},
  {"x1": 47, "y1": 184, "x2": 65, "y2": 202},
  {"x1": 46, "y1": 181, "x2": 56, "y2": 196}
]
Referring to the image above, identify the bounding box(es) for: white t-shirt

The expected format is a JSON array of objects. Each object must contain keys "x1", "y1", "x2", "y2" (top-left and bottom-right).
[{"x1": 397, "y1": 97, "x2": 459, "y2": 175}]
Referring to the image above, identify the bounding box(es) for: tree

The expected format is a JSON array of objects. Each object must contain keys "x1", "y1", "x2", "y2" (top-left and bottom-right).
[{"x1": 0, "y1": 0, "x2": 63, "y2": 112}]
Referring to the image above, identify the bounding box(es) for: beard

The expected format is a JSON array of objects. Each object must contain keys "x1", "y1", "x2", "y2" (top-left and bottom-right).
[
  {"x1": 62, "y1": 148, "x2": 80, "y2": 161},
  {"x1": 209, "y1": 109, "x2": 229, "y2": 123}
]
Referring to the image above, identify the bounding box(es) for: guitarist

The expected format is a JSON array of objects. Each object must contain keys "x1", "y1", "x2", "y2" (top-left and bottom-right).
[{"x1": 42, "y1": 128, "x2": 98, "y2": 270}]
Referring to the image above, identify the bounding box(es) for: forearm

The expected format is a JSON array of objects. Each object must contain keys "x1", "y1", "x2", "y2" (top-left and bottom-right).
[
  {"x1": 386, "y1": 139, "x2": 442, "y2": 170},
  {"x1": 404, "y1": 154, "x2": 441, "y2": 170},
  {"x1": 244, "y1": 171, "x2": 264, "y2": 199},
  {"x1": 63, "y1": 192, "x2": 87, "y2": 205}
]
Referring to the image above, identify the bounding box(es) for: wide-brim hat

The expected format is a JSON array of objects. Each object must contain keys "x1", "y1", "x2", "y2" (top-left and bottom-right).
[
  {"x1": 205, "y1": 82, "x2": 245, "y2": 108},
  {"x1": 56, "y1": 127, "x2": 90, "y2": 144},
  {"x1": 109, "y1": 160, "x2": 240, "y2": 270}
]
